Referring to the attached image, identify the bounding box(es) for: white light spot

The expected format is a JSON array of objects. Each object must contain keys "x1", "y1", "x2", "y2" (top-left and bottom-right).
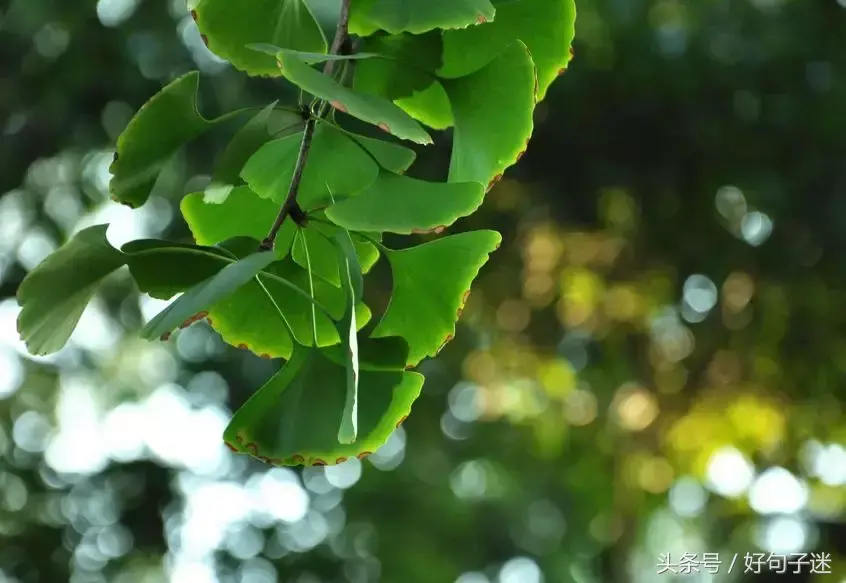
[
  {"x1": 324, "y1": 458, "x2": 363, "y2": 490},
  {"x1": 741, "y1": 211, "x2": 773, "y2": 246},
  {"x1": 749, "y1": 467, "x2": 808, "y2": 514},
  {"x1": 705, "y1": 447, "x2": 755, "y2": 498},
  {"x1": 499, "y1": 557, "x2": 543, "y2": 583},
  {"x1": 682, "y1": 274, "x2": 718, "y2": 313}
]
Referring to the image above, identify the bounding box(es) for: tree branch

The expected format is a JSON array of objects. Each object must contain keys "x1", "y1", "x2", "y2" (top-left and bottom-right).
[{"x1": 259, "y1": 0, "x2": 352, "y2": 251}]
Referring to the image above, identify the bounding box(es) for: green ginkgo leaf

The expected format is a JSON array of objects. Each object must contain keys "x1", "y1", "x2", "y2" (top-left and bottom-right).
[
  {"x1": 348, "y1": 132, "x2": 416, "y2": 173},
  {"x1": 140, "y1": 250, "x2": 278, "y2": 341},
  {"x1": 350, "y1": 0, "x2": 496, "y2": 35},
  {"x1": 330, "y1": 230, "x2": 363, "y2": 444},
  {"x1": 181, "y1": 186, "x2": 298, "y2": 257},
  {"x1": 242, "y1": 122, "x2": 380, "y2": 208},
  {"x1": 276, "y1": 53, "x2": 432, "y2": 144},
  {"x1": 203, "y1": 240, "x2": 372, "y2": 359},
  {"x1": 223, "y1": 344, "x2": 424, "y2": 466},
  {"x1": 192, "y1": 0, "x2": 326, "y2": 77},
  {"x1": 353, "y1": 32, "x2": 442, "y2": 101},
  {"x1": 16, "y1": 225, "x2": 127, "y2": 355},
  {"x1": 394, "y1": 81, "x2": 454, "y2": 130},
  {"x1": 248, "y1": 43, "x2": 380, "y2": 64},
  {"x1": 108, "y1": 72, "x2": 245, "y2": 208},
  {"x1": 372, "y1": 230, "x2": 501, "y2": 365},
  {"x1": 440, "y1": 0, "x2": 577, "y2": 101},
  {"x1": 325, "y1": 171, "x2": 485, "y2": 235},
  {"x1": 205, "y1": 103, "x2": 303, "y2": 204},
  {"x1": 443, "y1": 41, "x2": 536, "y2": 188}
]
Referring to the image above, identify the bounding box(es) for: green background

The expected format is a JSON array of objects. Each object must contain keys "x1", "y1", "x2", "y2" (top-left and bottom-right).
[{"x1": 1, "y1": 0, "x2": 845, "y2": 582}]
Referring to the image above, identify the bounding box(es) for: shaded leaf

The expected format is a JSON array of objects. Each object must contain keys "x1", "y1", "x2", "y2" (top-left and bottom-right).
[
  {"x1": 242, "y1": 123, "x2": 379, "y2": 208},
  {"x1": 443, "y1": 42, "x2": 536, "y2": 187},
  {"x1": 140, "y1": 250, "x2": 278, "y2": 340},
  {"x1": 223, "y1": 345, "x2": 424, "y2": 466},
  {"x1": 440, "y1": 0, "x2": 577, "y2": 101},
  {"x1": 325, "y1": 171, "x2": 485, "y2": 234},
  {"x1": 350, "y1": 0, "x2": 496, "y2": 35},
  {"x1": 372, "y1": 230, "x2": 501, "y2": 365},
  {"x1": 109, "y1": 72, "x2": 242, "y2": 208},
  {"x1": 193, "y1": 0, "x2": 326, "y2": 76},
  {"x1": 16, "y1": 225, "x2": 126, "y2": 355},
  {"x1": 353, "y1": 32, "x2": 442, "y2": 101},
  {"x1": 347, "y1": 133, "x2": 416, "y2": 173},
  {"x1": 276, "y1": 53, "x2": 432, "y2": 144},
  {"x1": 291, "y1": 217, "x2": 381, "y2": 285}
]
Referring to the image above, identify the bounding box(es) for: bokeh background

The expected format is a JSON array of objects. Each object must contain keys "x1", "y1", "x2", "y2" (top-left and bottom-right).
[{"x1": 2, "y1": 0, "x2": 846, "y2": 582}]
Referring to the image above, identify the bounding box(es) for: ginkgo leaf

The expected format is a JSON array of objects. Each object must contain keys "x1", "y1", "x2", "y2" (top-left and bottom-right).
[
  {"x1": 181, "y1": 186, "x2": 298, "y2": 258},
  {"x1": 248, "y1": 43, "x2": 379, "y2": 64},
  {"x1": 223, "y1": 344, "x2": 424, "y2": 466},
  {"x1": 325, "y1": 171, "x2": 485, "y2": 235},
  {"x1": 241, "y1": 122, "x2": 380, "y2": 208},
  {"x1": 291, "y1": 217, "x2": 381, "y2": 285},
  {"x1": 16, "y1": 225, "x2": 127, "y2": 355},
  {"x1": 204, "y1": 239, "x2": 372, "y2": 359},
  {"x1": 108, "y1": 72, "x2": 244, "y2": 208},
  {"x1": 140, "y1": 250, "x2": 278, "y2": 340},
  {"x1": 440, "y1": 0, "x2": 577, "y2": 101},
  {"x1": 353, "y1": 32, "x2": 442, "y2": 101},
  {"x1": 348, "y1": 132, "x2": 416, "y2": 173},
  {"x1": 192, "y1": 0, "x2": 326, "y2": 77},
  {"x1": 331, "y1": 230, "x2": 362, "y2": 444},
  {"x1": 372, "y1": 229, "x2": 501, "y2": 365},
  {"x1": 205, "y1": 103, "x2": 303, "y2": 204},
  {"x1": 443, "y1": 41, "x2": 536, "y2": 189},
  {"x1": 276, "y1": 53, "x2": 432, "y2": 144},
  {"x1": 394, "y1": 82, "x2": 454, "y2": 130},
  {"x1": 349, "y1": 0, "x2": 496, "y2": 35}
]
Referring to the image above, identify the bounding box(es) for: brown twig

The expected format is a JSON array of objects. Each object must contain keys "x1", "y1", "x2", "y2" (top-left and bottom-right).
[{"x1": 259, "y1": 0, "x2": 352, "y2": 251}]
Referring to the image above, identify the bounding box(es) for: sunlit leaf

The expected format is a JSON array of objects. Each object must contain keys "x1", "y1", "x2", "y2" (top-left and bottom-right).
[
  {"x1": 108, "y1": 72, "x2": 243, "y2": 208},
  {"x1": 331, "y1": 230, "x2": 363, "y2": 444},
  {"x1": 193, "y1": 0, "x2": 326, "y2": 76},
  {"x1": 16, "y1": 225, "x2": 127, "y2": 355},
  {"x1": 241, "y1": 122, "x2": 380, "y2": 208},
  {"x1": 205, "y1": 103, "x2": 303, "y2": 204},
  {"x1": 224, "y1": 344, "x2": 424, "y2": 466},
  {"x1": 348, "y1": 132, "x2": 417, "y2": 173},
  {"x1": 276, "y1": 53, "x2": 432, "y2": 144},
  {"x1": 248, "y1": 43, "x2": 379, "y2": 63},
  {"x1": 181, "y1": 186, "x2": 297, "y2": 258},
  {"x1": 325, "y1": 171, "x2": 485, "y2": 235},
  {"x1": 440, "y1": 0, "x2": 577, "y2": 101},
  {"x1": 372, "y1": 230, "x2": 501, "y2": 365},
  {"x1": 443, "y1": 42, "x2": 536, "y2": 188},
  {"x1": 350, "y1": 0, "x2": 496, "y2": 35},
  {"x1": 394, "y1": 82, "x2": 454, "y2": 130}
]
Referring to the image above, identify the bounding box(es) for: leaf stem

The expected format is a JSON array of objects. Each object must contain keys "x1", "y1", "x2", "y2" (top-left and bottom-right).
[{"x1": 259, "y1": 0, "x2": 352, "y2": 251}]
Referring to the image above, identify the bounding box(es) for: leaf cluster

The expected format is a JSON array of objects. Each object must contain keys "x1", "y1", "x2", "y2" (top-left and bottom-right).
[{"x1": 16, "y1": 0, "x2": 576, "y2": 466}]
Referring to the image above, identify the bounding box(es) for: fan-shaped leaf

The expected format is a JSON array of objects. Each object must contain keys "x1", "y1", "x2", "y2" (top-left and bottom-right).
[
  {"x1": 140, "y1": 250, "x2": 278, "y2": 340},
  {"x1": 16, "y1": 225, "x2": 127, "y2": 355},
  {"x1": 242, "y1": 122, "x2": 380, "y2": 208},
  {"x1": 440, "y1": 0, "x2": 577, "y2": 101},
  {"x1": 275, "y1": 53, "x2": 432, "y2": 144},
  {"x1": 372, "y1": 230, "x2": 501, "y2": 365},
  {"x1": 224, "y1": 344, "x2": 424, "y2": 466},
  {"x1": 350, "y1": 0, "x2": 496, "y2": 35},
  {"x1": 205, "y1": 104, "x2": 303, "y2": 204},
  {"x1": 325, "y1": 172, "x2": 485, "y2": 234},
  {"x1": 443, "y1": 42, "x2": 536, "y2": 188},
  {"x1": 181, "y1": 186, "x2": 297, "y2": 258},
  {"x1": 108, "y1": 72, "x2": 243, "y2": 208},
  {"x1": 348, "y1": 133, "x2": 416, "y2": 173},
  {"x1": 193, "y1": 0, "x2": 326, "y2": 77},
  {"x1": 353, "y1": 32, "x2": 442, "y2": 101},
  {"x1": 394, "y1": 82, "x2": 454, "y2": 130}
]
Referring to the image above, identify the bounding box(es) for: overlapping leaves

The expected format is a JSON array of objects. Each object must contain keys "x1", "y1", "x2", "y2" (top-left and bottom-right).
[{"x1": 16, "y1": 0, "x2": 576, "y2": 467}]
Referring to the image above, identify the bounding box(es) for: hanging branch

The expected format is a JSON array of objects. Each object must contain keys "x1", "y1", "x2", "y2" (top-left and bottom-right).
[{"x1": 259, "y1": 0, "x2": 352, "y2": 251}]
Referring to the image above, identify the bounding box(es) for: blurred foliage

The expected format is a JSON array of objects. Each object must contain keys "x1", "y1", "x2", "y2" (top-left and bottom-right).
[{"x1": 2, "y1": 0, "x2": 846, "y2": 582}]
